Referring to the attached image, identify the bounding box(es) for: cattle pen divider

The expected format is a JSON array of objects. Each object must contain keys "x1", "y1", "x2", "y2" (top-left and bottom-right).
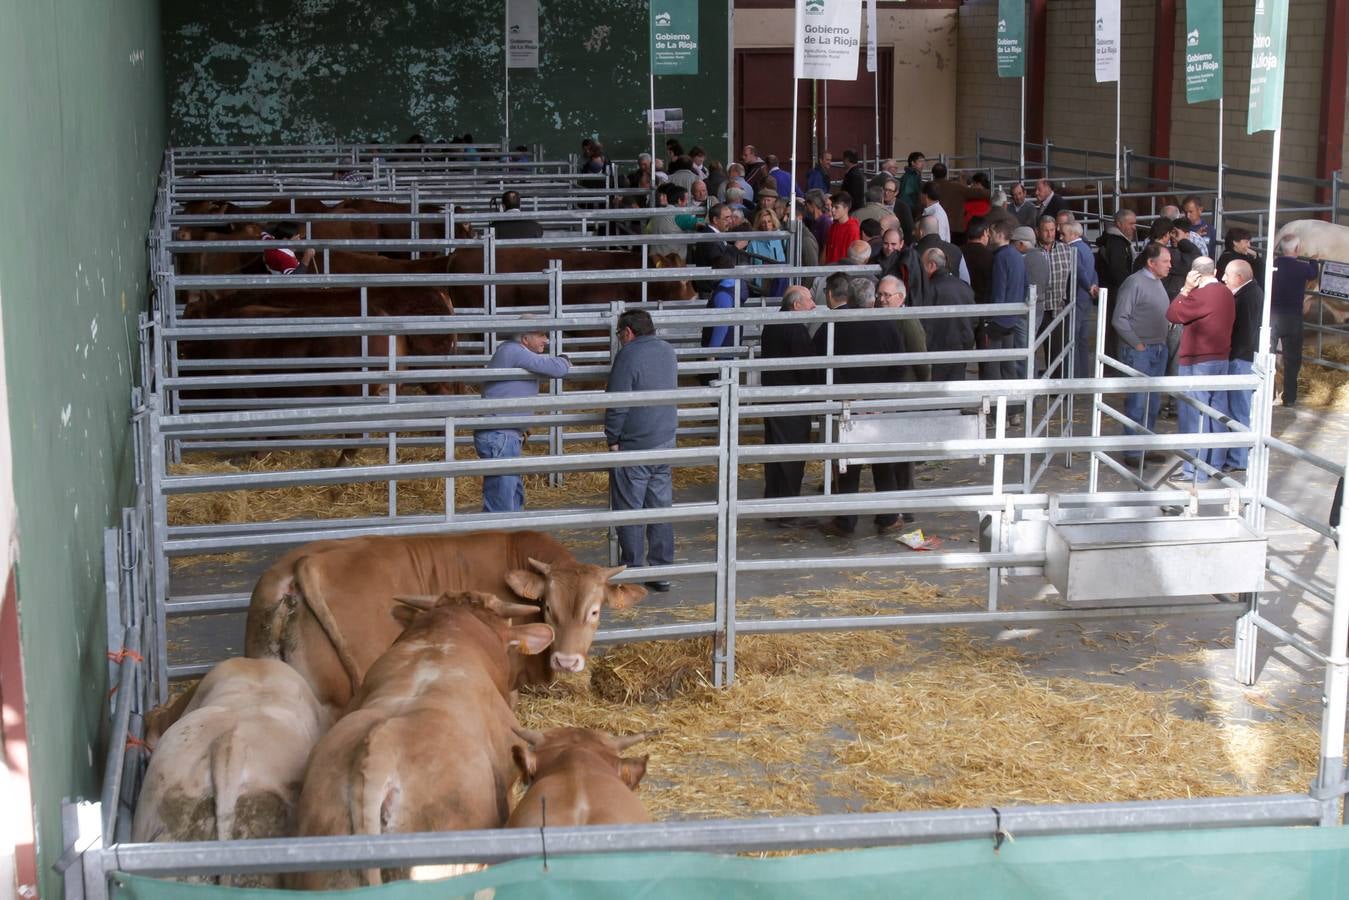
[{"x1": 56, "y1": 145, "x2": 1349, "y2": 895}]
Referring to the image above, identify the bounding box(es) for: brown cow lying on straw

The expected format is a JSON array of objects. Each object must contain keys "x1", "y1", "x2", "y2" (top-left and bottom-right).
[{"x1": 506, "y1": 726, "x2": 652, "y2": 828}]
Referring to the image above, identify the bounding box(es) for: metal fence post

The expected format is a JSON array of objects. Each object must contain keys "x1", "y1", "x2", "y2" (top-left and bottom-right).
[
  {"x1": 724, "y1": 368, "x2": 740, "y2": 686},
  {"x1": 444, "y1": 417, "x2": 456, "y2": 520},
  {"x1": 712, "y1": 369, "x2": 734, "y2": 688},
  {"x1": 548, "y1": 260, "x2": 564, "y2": 487}
]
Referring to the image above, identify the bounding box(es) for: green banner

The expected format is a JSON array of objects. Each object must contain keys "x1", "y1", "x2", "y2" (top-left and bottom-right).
[
  {"x1": 1184, "y1": 0, "x2": 1223, "y2": 103},
  {"x1": 1247, "y1": 0, "x2": 1289, "y2": 133},
  {"x1": 996, "y1": 0, "x2": 1026, "y2": 78},
  {"x1": 651, "y1": 0, "x2": 699, "y2": 75}
]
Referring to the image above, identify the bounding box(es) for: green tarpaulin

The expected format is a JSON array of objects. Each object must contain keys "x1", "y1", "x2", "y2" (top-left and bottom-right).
[{"x1": 111, "y1": 825, "x2": 1349, "y2": 898}]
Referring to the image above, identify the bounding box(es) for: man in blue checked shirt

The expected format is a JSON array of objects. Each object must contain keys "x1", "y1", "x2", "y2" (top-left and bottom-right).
[{"x1": 474, "y1": 328, "x2": 571, "y2": 513}]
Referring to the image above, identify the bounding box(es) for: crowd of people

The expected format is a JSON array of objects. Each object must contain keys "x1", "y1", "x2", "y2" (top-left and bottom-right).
[{"x1": 464, "y1": 140, "x2": 1326, "y2": 578}]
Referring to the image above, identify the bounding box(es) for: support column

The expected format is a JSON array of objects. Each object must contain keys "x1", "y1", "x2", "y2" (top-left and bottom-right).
[
  {"x1": 1148, "y1": 0, "x2": 1177, "y2": 185},
  {"x1": 1315, "y1": 0, "x2": 1348, "y2": 218},
  {"x1": 1026, "y1": 0, "x2": 1048, "y2": 169}
]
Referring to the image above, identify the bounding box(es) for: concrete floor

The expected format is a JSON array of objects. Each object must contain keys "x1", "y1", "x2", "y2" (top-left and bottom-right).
[{"x1": 167, "y1": 399, "x2": 1346, "y2": 730}]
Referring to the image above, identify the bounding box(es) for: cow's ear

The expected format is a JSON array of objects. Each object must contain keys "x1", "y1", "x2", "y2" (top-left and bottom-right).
[
  {"x1": 619, "y1": 754, "x2": 649, "y2": 790},
  {"x1": 390, "y1": 604, "x2": 421, "y2": 629},
  {"x1": 606, "y1": 582, "x2": 648, "y2": 609},
  {"x1": 512, "y1": 744, "x2": 537, "y2": 783},
  {"x1": 505, "y1": 568, "x2": 547, "y2": 600},
  {"x1": 507, "y1": 623, "x2": 555, "y2": 656}
]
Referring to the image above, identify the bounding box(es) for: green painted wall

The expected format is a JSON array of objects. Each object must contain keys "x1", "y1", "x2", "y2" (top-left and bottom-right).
[
  {"x1": 0, "y1": 0, "x2": 164, "y2": 893},
  {"x1": 162, "y1": 0, "x2": 729, "y2": 160}
]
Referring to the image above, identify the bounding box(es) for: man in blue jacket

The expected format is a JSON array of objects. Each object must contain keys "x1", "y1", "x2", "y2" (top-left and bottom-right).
[
  {"x1": 979, "y1": 220, "x2": 1031, "y2": 381},
  {"x1": 475, "y1": 327, "x2": 571, "y2": 512},
  {"x1": 605, "y1": 309, "x2": 679, "y2": 591},
  {"x1": 1063, "y1": 220, "x2": 1100, "y2": 378}
]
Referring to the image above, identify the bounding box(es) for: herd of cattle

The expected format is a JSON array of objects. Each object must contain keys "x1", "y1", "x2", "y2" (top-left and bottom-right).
[
  {"x1": 173, "y1": 199, "x2": 698, "y2": 400},
  {"x1": 133, "y1": 529, "x2": 652, "y2": 889}
]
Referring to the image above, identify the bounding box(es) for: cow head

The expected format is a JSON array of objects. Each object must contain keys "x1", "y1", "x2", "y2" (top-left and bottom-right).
[
  {"x1": 649, "y1": 253, "x2": 698, "y2": 301},
  {"x1": 505, "y1": 558, "x2": 646, "y2": 674},
  {"x1": 511, "y1": 726, "x2": 649, "y2": 790},
  {"x1": 390, "y1": 590, "x2": 555, "y2": 658}
]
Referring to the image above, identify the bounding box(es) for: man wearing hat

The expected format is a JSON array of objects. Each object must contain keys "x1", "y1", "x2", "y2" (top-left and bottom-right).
[
  {"x1": 756, "y1": 183, "x2": 780, "y2": 213},
  {"x1": 1012, "y1": 225, "x2": 1051, "y2": 372}
]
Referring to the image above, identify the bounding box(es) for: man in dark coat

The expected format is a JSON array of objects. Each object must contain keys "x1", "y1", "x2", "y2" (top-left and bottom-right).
[
  {"x1": 840, "y1": 149, "x2": 867, "y2": 213},
  {"x1": 759, "y1": 286, "x2": 822, "y2": 526},
  {"x1": 817, "y1": 285, "x2": 909, "y2": 538},
  {"x1": 921, "y1": 247, "x2": 976, "y2": 382}
]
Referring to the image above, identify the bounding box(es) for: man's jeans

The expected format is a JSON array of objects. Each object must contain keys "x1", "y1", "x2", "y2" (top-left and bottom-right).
[
  {"x1": 473, "y1": 428, "x2": 525, "y2": 512},
  {"x1": 1073, "y1": 296, "x2": 1094, "y2": 378},
  {"x1": 1225, "y1": 357, "x2": 1254, "y2": 469},
  {"x1": 1119, "y1": 343, "x2": 1168, "y2": 449},
  {"x1": 610, "y1": 463, "x2": 675, "y2": 569},
  {"x1": 1177, "y1": 359, "x2": 1230, "y2": 480}
]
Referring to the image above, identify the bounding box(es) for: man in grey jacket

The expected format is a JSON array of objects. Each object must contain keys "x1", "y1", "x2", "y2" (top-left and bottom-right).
[
  {"x1": 1111, "y1": 242, "x2": 1173, "y2": 463},
  {"x1": 605, "y1": 309, "x2": 679, "y2": 591}
]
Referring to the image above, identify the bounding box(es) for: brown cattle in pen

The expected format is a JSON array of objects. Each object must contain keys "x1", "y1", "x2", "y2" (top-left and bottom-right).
[
  {"x1": 131, "y1": 658, "x2": 329, "y2": 889},
  {"x1": 243, "y1": 530, "x2": 646, "y2": 717},
  {"x1": 288, "y1": 591, "x2": 554, "y2": 890},
  {"x1": 178, "y1": 286, "x2": 459, "y2": 398},
  {"x1": 506, "y1": 727, "x2": 652, "y2": 828}
]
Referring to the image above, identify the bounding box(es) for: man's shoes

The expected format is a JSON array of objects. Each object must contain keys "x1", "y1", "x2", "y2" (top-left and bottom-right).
[
  {"x1": 876, "y1": 520, "x2": 906, "y2": 535},
  {"x1": 1165, "y1": 475, "x2": 1195, "y2": 491},
  {"x1": 644, "y1": 580, "x2": 672, "y2": 593},
  {"x1": 902, "y1": 512, "x2": 916, "y2": 523},
  {"x1": 1222, "y1": 464, "x2": 1247, "y2": 473},
  {"x1": 1145, "y1": 451, "x2": 1170, "y2": 464},
  {"x1": 819, "y1": 521, "x2": 854, "y2": 538},
  {"x1": 771, "y1": 516, "x2": 817, "y2": 529}
]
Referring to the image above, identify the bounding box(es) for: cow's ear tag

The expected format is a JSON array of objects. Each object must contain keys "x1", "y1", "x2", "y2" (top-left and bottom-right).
[
  {"x1": 619, "y1": 754, "x2": 649, "y2": 790},
  {"x1": 506, "y1": 568, "x2": 547, "y2": 600},
  {"x1": 508, "y1": 623, "x2": 555, "y2": 656}
]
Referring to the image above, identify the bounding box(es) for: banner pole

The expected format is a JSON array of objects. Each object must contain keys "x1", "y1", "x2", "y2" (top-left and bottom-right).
[
  {"x1": 650, "y1": 70, "x2": 658, "y2": 205},
  {"x1": 1258, "y1": 127, "x2": 1281, "y2": 353},
  {"x1": 504, "y1": 0, "x2": 511, "y2": 151},
  {"x1": 1216, "y1": 96, "x2": 1225, "y2": 242},
  {"x1": 1114, "y1": 79, "x2": 1121, "y2": 200},
  {"x1": 1020, "y1": 75, "x2": 1026, "y2": 182},
  {"x1": 791, "y1": 76, "x2": 800, "y2": 224}
]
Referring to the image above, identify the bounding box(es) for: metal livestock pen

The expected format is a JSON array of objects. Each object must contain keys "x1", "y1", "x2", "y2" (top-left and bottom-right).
[{"x1": 58, "y1": 145, "x2": 1348, "y2": 896}]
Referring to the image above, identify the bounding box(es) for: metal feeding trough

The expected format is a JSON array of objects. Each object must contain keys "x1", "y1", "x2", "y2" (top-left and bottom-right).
[
  {"x1": 836, "y1": 408, "x2": 985, "y2": 472},
  {"x1": 1045, "y1": 515, "x2": 1268, "y2": 603}
]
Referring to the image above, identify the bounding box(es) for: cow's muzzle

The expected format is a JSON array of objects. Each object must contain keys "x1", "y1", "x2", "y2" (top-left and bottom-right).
[{"x1": 550, "y1": 652, "x2": 586, "y2": 673}]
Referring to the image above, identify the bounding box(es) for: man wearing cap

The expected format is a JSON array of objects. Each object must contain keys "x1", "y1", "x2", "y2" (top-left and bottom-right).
[
  {"x1": 261, "y1": 223, "x2": 316, "y2": 274},
  {"x1": 1013, "y1": 225, "x2": 1051, "y2": 370},
  {"x1": 756, "y1": 183, "x2": 780, "y2": 213},
  {"x1": 475, "y1": 326, "x2": 572, "y2": 512}
]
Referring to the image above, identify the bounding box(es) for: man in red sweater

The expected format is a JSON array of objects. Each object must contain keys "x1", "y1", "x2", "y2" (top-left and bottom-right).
[
  {"x1": 822, "y1": 192, "x2": 861, "y2": 264},
  {"x1": 1165, "y1": 257, "x2": 1235, "y2": 485}
]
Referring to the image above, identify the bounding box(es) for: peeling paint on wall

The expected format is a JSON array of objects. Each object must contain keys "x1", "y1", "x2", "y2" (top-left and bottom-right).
[{"x1": 163, "y1": 0, "x2": 729, "y2": 159}]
